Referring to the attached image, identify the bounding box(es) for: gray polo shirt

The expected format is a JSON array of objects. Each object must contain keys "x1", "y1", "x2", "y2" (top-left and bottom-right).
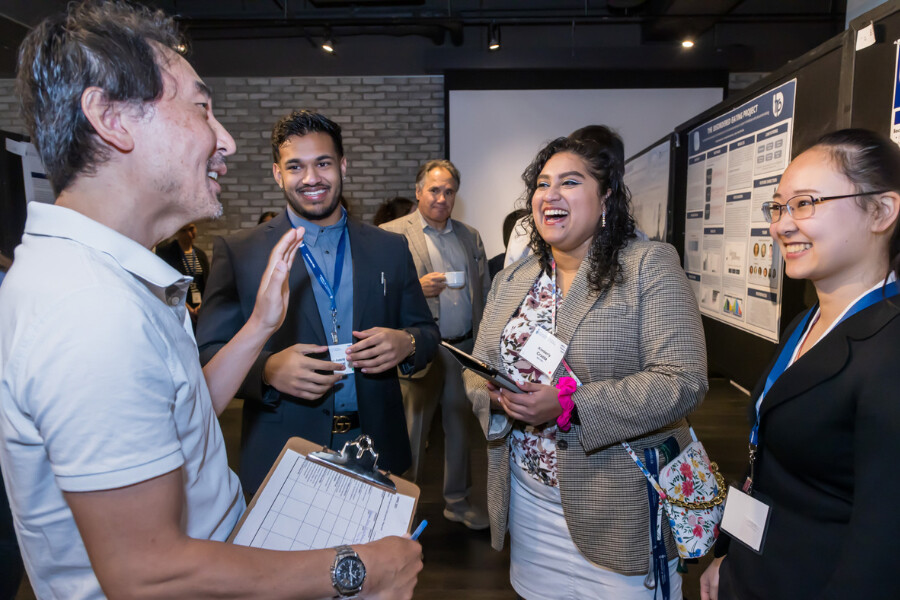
[{"x1": 0, "y1": 203, "x2": 243, "y2": 598}]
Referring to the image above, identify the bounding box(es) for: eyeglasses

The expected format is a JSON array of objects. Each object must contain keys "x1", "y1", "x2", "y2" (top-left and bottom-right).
[{"x1": 761, "y1": 191, "x2": 890, "y2": 224}]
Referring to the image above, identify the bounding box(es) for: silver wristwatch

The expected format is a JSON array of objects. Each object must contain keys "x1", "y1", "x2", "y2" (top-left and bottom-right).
[{"x1": 330, "y1": 545, "x2": 366, "y2": 598}]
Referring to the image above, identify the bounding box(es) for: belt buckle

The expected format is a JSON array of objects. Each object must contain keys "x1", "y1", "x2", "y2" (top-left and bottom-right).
[{"x1": 332, "y1": 415, "x2": 352, "y2": 434}]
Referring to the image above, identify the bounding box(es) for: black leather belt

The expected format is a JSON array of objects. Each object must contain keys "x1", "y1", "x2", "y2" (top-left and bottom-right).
[
  {"x1": 442, "y1": 330, "x2": 473, "y2": 345},
  {"x1": 332, "y1": 412, "x2": 360, "y2": 434}
]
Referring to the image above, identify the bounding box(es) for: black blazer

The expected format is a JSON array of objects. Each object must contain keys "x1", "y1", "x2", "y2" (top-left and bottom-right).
[
  {"x1": 196, "y1": 212, "x2": 439, "y2": 492},
  {"x1": 155, "y1": 239, "x2": 210, "y2": 303},
  {"x1": 720, "y1": 294, "x2": 900, "y2": 600}
]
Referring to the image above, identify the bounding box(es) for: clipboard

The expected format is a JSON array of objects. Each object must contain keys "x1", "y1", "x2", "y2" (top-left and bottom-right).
[
  {"x1": 228, "y1": 435, "x2": 419, "y2": 549},
  {"x1": 441, "y1": 341, "x2": 520, "y2": 392}
]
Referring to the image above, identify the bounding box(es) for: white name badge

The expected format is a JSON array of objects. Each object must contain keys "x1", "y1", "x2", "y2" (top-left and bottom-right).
[
  {"x1": 190, "y1": 288, "x2": 202, "y2": 306},
  {"x1": 328, "y1": 343, "x2": 354, "y2": 375},
  {"x1": 519, "y1": 326, "x2": 568, "y2": 379},
  {"x1": 720, "y1": 486, "x2": 771, "y2": 554}
]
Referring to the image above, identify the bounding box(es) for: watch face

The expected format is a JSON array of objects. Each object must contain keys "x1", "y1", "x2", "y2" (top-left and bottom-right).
[{"x1": 335, "y1": 556, "x2": 365, "y2": 591}]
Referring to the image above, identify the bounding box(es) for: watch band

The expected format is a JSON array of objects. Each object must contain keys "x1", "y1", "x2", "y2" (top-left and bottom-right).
[
  {"x1": 331, "y1": 545, "x2": 365, "y2": 598},
  {"x1": 406, "y1": 331, "x2": 416, "y2": 358}
]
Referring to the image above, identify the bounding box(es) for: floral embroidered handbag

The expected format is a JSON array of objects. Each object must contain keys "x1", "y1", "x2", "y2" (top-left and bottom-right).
[{"x1": 622, "y1": 428, "x2": 727, "y2": 559}]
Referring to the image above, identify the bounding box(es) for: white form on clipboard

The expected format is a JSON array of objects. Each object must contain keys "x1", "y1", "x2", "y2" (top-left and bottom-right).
[{"x1": 230, "y1": 438, "x2": 418, "y2": 550}]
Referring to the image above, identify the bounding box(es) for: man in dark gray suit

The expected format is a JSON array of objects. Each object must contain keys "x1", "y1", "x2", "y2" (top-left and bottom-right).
[
  {"x1": 198, "y1": 111, "x2": 439, "y2": 494},
  {"x1": 381, "y1": 159, "x2": 490, "y2": 529}
]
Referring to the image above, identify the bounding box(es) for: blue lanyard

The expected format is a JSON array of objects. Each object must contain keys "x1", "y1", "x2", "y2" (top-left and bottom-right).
[
  {"x1": 644, "y1": 448, "x2": 670, "y2": 600},
  {"x1": 751, "y1": 281, "x2": 899, "y2": 447},
  {"x1": 296, "y1": 226, "x2": 348, "y2": 344}
]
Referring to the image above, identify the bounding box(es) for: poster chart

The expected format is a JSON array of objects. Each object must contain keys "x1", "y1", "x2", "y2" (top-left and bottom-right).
[
  {"x1": 232, "y1": 449, "x2": 415, "y2": 551},
  {"x1": 891, "y1": 40, "x2": 900, "y2": 147},
  {"x1": 684, "y1": 79, "x2": 796, "y2": 342},
  {"x1": 625, "y1": 139, "x2": 671, "y2": 241}
]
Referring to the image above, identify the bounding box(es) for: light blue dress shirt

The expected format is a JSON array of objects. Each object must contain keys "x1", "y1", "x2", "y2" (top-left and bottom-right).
[
  {"x1": 287, "y1": 207, "x2": 357, "y2": 413},
  {"x1": 419, "y1": 212, "x2": 472, "y2": 338}
]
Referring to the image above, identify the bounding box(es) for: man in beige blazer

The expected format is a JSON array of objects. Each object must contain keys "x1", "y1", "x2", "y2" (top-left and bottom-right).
[{"x1": 381, "y1": 159, "x2": 491, "y2": 529}]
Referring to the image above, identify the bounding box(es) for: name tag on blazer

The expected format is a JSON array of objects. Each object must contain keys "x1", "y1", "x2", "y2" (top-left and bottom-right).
[{"x1": 520, "y1": 326, "x2": 568, "y2": 379}]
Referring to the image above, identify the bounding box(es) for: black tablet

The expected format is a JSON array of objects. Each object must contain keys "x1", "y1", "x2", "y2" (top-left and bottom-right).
[{"x1": 441, "y1": 341, "x2": 521, "y2": 393}]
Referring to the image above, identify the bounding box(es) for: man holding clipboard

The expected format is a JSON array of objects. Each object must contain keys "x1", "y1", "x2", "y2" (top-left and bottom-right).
[{"x1": 0, "y1": 3, "x2": 421, "y2": 598}]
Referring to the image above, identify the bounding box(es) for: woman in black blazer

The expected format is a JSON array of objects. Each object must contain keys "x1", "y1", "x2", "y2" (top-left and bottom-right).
[{"x1": 701, "y1": 129, "x2": 900, "y2": 600}]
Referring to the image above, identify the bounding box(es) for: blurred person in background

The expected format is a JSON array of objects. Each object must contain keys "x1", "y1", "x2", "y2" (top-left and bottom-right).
[
  {"x1": 156, "y1": 222, "x2": 209, "y2": 326},
  {"x1": 373, "y1": 196, "x2": 415, "y2": 226}
]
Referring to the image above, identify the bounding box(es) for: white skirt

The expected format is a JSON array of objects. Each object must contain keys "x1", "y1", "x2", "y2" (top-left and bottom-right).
[{"x1": 508, "y1": 464, "x2": 682, "y2": 600}]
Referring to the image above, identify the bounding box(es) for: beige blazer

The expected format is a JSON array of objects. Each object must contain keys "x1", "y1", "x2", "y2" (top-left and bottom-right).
[
  {"x1": 381, "y1": 210, "x2": 491, "y2": 339},
  {"x1": 464, "y1": 241, "x2": 708, "y2": 575}
]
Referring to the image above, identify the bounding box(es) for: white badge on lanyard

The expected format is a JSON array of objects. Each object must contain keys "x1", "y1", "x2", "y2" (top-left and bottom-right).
[
  {"x1": 720, "y1": 486, "x2": 771, "y2": 554},
  {"x1": 190, "y1": 287, "x2": 202, "y2": 306},
  {"x1": 519, "y1": 325, "x2": 568, "y2": 379},
  {"x1": 328, "y1": 343, "x2": 354, "y2": 375}
]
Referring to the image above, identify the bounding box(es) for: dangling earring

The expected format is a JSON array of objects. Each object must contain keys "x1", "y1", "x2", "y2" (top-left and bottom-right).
[{"x1": 602, "y1": 210, "x2": 607, "y2": 228}]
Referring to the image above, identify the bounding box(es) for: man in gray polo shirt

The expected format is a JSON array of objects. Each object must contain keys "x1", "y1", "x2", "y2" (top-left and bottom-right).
[
  {"x1": 381, "y1": 159, "x2": 491, "y2": 529},
  {"x1": 0, "y1": 2, "x2": 420, "y2": 598}
]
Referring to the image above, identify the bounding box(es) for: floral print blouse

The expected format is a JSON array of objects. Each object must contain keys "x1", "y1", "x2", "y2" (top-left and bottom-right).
[{"x1": 501, "y1": 271, "x2": 561, "y2": 487}]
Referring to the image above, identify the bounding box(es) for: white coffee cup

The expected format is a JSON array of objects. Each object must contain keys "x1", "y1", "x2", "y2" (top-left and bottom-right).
[{"x1": 444, "y1": 271, "x2": 466, "y2": 288}]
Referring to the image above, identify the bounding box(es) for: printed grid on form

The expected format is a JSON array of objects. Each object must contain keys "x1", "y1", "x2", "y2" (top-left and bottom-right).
[{"x1": 242, "y1": 450, "x2": 413, "y2": 550}]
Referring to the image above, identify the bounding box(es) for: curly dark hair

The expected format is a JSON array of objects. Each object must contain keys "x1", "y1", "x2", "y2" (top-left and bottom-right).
[
  {"x1": 522, "y1": 134, "x2": 636, "y2": 295},
  {"x1": 16, "y1": 0, "x2": 182, "y2": 195}
]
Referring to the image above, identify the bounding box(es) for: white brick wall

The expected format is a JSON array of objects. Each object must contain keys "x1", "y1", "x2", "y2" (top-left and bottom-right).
[
  {"x1": 0, "y1": 80, "x2": 26, "y2": 136},
  {"x1": 201, "y1": 75, "x2": 444, "y2": 253},
  {"x1": 0, "y1": 75, "x2": 446, "y2": 254}
]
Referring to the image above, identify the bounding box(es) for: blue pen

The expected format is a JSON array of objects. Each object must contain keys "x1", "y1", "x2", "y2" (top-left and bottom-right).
[{"x1": 410, "y1": 520, "x2": 428, "y2": 540}]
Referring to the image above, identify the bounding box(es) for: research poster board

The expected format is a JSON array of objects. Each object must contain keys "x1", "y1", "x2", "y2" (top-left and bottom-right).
[
  {"x1": 891, "y1": 40, "x2": 900, "y2": 146},
  {"x1": 625, "y1": 138, "x2": 671, "y2": 242},
  {"x1": 684, "y1": 79, "x2": 796, "y2": 343}
]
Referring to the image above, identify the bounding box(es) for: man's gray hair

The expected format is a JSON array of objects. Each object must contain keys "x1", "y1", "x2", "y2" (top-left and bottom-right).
[
  {"x1": 16, "y1": 0, "x2": 182, "y2": 194},
  {"x1": 415, "y1": 159, "x2": 460, "y2": 190}
]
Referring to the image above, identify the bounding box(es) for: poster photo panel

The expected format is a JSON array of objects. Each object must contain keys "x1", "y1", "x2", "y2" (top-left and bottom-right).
[{"x1": 683, "y1": 80, "x2": 796, "y2": 343}]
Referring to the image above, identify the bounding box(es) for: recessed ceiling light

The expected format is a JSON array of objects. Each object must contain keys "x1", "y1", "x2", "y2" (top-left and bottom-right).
[{"x1": 682, "y1": 39, "x2": 695, "y2": 48}]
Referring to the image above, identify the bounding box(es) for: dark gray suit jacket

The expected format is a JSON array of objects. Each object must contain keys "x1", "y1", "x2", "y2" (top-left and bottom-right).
[{"x1": 197, "y1": 211, "x2": 439, "y2": 492}]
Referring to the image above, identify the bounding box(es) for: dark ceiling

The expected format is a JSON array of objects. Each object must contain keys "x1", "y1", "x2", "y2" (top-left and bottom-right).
[{"x1": 0, "y1": 0, "x2": 847, "y2": 78}]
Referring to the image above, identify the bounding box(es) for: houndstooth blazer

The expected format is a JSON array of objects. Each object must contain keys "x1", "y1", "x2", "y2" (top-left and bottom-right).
[{"x1": 463, "y1": 240, "x2": 708, "y2": 575}]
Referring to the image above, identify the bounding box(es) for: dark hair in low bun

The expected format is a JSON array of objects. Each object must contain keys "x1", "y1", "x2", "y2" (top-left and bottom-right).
[{"x1": 813, "y1": 129, "x2": 900, "y2": 281}]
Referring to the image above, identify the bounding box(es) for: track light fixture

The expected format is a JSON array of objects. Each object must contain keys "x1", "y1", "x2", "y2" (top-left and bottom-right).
[
  {"x1": 488, "y1": 22, "x2": 501, "y2": 51},
  {"x1": 322, "y1": 30, "x2": 335, "y2": 53}
]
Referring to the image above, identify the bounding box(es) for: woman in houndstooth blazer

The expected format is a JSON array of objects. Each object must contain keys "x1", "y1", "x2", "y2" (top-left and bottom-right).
[{"x1": 464, "y1": 132, "x2": 708, "y2": 599}]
